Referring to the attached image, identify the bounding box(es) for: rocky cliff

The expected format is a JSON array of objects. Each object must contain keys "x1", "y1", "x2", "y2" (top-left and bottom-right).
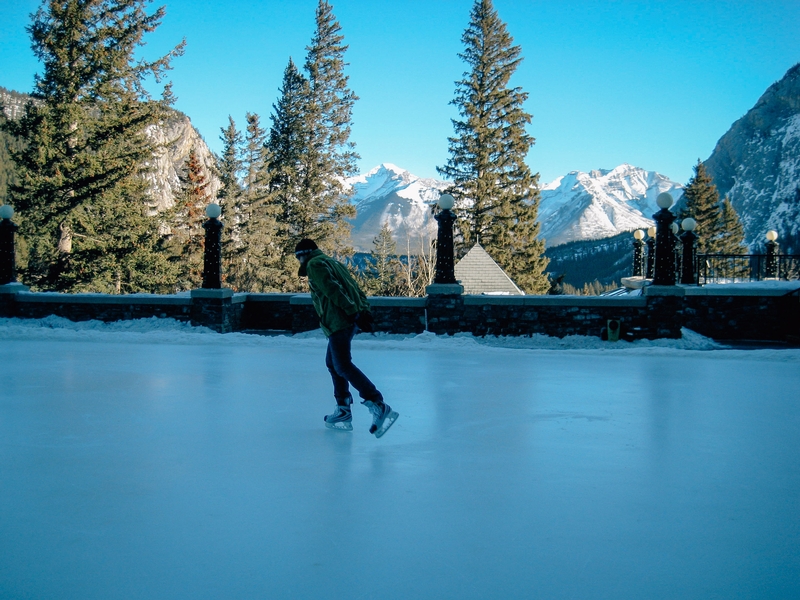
[
  {"x1": 0, "y1": 86, "x2": 220, "y2": 212},
  {"x1": 703, "y1": 63, "x2": 800, "y2": 248}
]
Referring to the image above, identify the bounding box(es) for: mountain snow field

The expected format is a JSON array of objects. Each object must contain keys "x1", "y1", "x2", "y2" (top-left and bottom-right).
[{"x1": 345, "y1": 162, "x2": 684, "y2": 251}]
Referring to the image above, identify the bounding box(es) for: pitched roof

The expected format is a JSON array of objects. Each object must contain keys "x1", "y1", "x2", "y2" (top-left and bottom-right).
[{"x1": 454, "y1": 244, "x2": 524, "y2": 295}]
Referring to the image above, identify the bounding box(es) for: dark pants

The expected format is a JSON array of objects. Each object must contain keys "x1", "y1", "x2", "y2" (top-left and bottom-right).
[{"x1": 325, "y1": 325, "x2": 382, "y2": 404}]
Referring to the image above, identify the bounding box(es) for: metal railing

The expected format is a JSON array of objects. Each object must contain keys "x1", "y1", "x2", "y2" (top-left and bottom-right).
[{"x1": 695, "y1": 254, "x2": 800, "y2": 284}]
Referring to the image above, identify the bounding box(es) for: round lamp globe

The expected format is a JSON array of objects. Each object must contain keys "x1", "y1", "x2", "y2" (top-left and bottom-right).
[
  {"x1": 205, "y1": 203, "x2": 222, "y2": 219},
  {"x1": 438, "y1": 194, "x2": 455, "y2": 210},
  {"x1": 656, "y1": 192, "x2": 674, "y2": 209}
]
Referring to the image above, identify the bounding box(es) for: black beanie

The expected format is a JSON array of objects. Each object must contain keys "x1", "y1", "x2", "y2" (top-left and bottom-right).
[{"x1": 294, "y1": 239, "x2": 318, "y2": 254}]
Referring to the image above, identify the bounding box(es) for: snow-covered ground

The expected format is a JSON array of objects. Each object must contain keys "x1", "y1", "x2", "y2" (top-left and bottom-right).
[{"x1": 2, "y1": 317, "x2": 799, "y2": 599}]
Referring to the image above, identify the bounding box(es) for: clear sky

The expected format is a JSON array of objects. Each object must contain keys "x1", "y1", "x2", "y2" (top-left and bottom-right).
[{"x1": 1, "y1": 0, "x2": 798, "y2": 185}]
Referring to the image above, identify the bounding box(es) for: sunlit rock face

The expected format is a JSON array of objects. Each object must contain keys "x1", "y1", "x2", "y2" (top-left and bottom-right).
[
  {"x1": 142, "y1": 112, "x2": 220, "y2": 214},
  {"x1": 704, "y1": 63, "x2": 800, "y2": 248},
  {"x1": 0, "y1": 87, "x2": 220, "y2": 215}
]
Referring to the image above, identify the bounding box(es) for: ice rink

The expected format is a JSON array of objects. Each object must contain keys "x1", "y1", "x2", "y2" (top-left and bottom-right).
[{"x1": 1, "y1": 318, "x2": 799, "y2": 599}]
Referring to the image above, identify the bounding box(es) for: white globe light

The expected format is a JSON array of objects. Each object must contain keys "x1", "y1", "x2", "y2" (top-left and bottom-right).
[
  {"x1": 682, "y1": 218, "x2": 697, "y2": 231},
  {"x1": 656, "y1": 192, "x2": 674, "y2": 209},
  {"x1": 647, "y1": 226, "x2": 656, "y2": 237},
  {"x1": 205, "y1": 203, "x2": 221, "y2": 219},
  {"x1": 766, "y1": 230, "x2": 778, "y2": 242},
  {"x1": 438, "y1": 194, "x2": 455, "y2": 210},
  {"x1": 0, "y1": 205, "x2": 13, "y2": 219},
  {"x1": 633, "y1": 229, "x2": 644, "y2": 240},
  {"x1": 670, "y1": 222, "x2": 679, "y2": 234}
]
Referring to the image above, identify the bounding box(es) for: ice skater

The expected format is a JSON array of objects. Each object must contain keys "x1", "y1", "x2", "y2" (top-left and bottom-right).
[{"x1": 294, "y1": 239, "x2": 398, "y2": 437}]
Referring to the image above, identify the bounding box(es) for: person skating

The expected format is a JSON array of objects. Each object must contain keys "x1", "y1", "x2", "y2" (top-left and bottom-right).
[{"x1": 294, "y1": 239, "x2": 399, "y2": 438}]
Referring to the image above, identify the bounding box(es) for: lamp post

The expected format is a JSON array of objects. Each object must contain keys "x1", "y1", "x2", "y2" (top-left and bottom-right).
[
  {"x1": 645, "y1": 226, "x2": 656, "y2": 279},
  {"x1": 671, "y1": 222, "x2": 681, "y2": 281},
  {"x1": 680, "y1": 218, "x2": 698, "y2": 284},
  {"x1": 632, "y1": 230, "x2": 645, "y2": 277},
  {"x1": 652, "y1": 193, "x2": 677, "y2": 285},
  {"x1": 426, "y1": 194, "x2": 464, "y2": 297},
  {"x1": 765, "y1": 230, "x2": 779, "y2": 279},
  {"x1": 433, "y1": 194, "x2": 457, "y2": 285},
  {"x1": 202, "y1": 203, "x2": 223, "y2": 289},
  {"x1": 0, "y1": 205, "x2": 19, "y2": 286}
]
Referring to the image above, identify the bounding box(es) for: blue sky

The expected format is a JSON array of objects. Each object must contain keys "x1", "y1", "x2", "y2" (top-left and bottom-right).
[{"x1": 1, "y1": 0, "x2": 798, "y2": 184}]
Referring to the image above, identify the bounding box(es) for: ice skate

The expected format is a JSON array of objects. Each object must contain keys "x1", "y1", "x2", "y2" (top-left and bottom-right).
[
  {"x1": 362, "y1": 400, "x2": 399, "y2": 438},
  {"x1": 324, "y1": 395, "x2": 353, "y2": 431}
]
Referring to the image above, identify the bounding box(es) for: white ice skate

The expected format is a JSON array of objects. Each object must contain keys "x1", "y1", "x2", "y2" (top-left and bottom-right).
[
  {"x1": 362, "y1": 400, "x2": 399, "y2": 438},
  {"x1": 324, "y1": 396, "x2": 353, "y2": 431}
]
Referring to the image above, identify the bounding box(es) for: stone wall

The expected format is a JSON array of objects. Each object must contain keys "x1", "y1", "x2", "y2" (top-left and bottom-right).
[{"x1": 2, "y1": 284, "x2": 798, "y2": 342}]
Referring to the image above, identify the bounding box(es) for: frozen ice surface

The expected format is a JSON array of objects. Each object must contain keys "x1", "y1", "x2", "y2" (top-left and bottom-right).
[{"x1": 1, "y1": 317, "x2": 799, "y2": 599}]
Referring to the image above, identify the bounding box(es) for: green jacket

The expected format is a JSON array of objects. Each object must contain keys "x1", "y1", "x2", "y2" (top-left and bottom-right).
[{"x1": 302, "y1": 250, "x2": 370, "y2": 337}]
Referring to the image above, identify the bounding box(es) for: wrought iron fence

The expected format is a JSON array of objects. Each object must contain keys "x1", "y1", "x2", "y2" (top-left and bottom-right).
[{"x1": 695, "y1": 254, "x2": 800, "y2": 284}]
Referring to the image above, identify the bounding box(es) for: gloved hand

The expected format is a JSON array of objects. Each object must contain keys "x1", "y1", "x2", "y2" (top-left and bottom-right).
[{"x1": 354, "y1": 311, "x2": 375, "y2": 333}]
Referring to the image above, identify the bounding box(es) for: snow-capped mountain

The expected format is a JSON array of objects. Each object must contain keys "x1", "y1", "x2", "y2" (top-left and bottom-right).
[
  {"x1": 703, "y1": 63, "x2": 800, "y2": 249},
  {"x1": 346, "y1": 163, "x2": 449, "y2": 252},
  {"x1": 538, "y1": 164, "x2": 683, "y2": 247},
  {"x1": 346, "y1": 162, "x2": 683, "y2": 251}
]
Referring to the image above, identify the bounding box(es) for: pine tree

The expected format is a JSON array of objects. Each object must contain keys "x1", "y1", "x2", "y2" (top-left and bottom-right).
[
  {"x1": 437, "y1": 0, "x2": 548, "y2": 294},
  {"x1": 301, "y1": 0, "x2": 358, "y2": 252},
  {"x1": 362, "y1": 222, "x2": 404, "y2": 296},
  {"x1": 268, "y1": 58, "x2": 313, "y2": 292},
  {"x1": 168, "y1": 147, "x2": 210, "y2": 290},
  {"x1": 717, "y1": 197, "x2": 748, "y2": 255},
  {"x1": 0, "y1": 0, "x2": 184, "y2": 292},
  {"x1": 217, "y1": 116, "x2": 244, "y2": 286},
  {"x1": 234, "y1": 112, "x2": 283, "y2": 291},
  {"x1": 679, "y1": 160, "x2": 722, "y2": 254}
]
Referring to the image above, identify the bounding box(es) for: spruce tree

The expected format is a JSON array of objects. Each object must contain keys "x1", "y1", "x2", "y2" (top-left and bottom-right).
[
  {"x1": 300, "y1": 0, "x2": 357, "y2": 252},
  {"x1": 268, "y1": 58, "x2": 313, "y2": 291},
  {"x1": 0, "y1": 0, "x2": 184, "y2": 292},
  {"x1": 217, "y1": 116, "x2": 244, "y2": 286},
  {"x1": 235, "y1": 112, "x2": 283, "y2": 291},
  {"x1": 438, "y1": 0, "x2": 548, "y2": 294},
  {"x1": 363, "y1": 222, "x2": 404, "y2": 296},
  {"x1": 169, "y1": 147, "x2": 210, "y2": 291},
  {"x1": 679, "y1": 160, "x2": 722, "y2": 254},
  {"x1": 717, "y1": 197, "x2": 748, "y2": 255}
]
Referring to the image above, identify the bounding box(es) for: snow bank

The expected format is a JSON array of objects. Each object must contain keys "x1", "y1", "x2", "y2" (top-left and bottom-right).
[{"x1": 3, "y1": 316, "x2": 799, "y2": 362}]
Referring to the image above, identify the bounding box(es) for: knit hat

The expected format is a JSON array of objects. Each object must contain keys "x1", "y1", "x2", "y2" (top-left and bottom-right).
[{"x1": 294, "y1": 239, "x2": 318, "y2": 255}]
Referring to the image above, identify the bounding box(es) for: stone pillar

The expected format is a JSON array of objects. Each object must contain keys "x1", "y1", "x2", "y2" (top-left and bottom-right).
[
  {"x1": 765, "y1": 230, "x2": 779, "y2": 279},
  {"x1": 0, "y1": 205, "x2": 28, "y2": 294},
  {"x1": 645, "y1": 227, "x2": 656, "y2": 279},
  {"x1": 202, "y1": 204, "x2": 223, "y2": 289},
  {"x1": 0, "y1": 206, "x2": 18, "y2": 286},
  {"x1": 652, "y1": 193, "x2": 677, "y2": 286},
  {"x1": 632, "y1": 230, "x2": 645, "y2": 277},
  {"x1": 679, "y1": 219, "x2": 698, "y2": 285},
  {"x1": 426, "y1": 194, "x2": 464, "y2": 296}
]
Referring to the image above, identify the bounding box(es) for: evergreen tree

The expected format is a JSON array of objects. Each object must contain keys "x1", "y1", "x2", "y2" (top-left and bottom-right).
[
  {"x1": 268, "y1": 58, "x2": 313, "y2": 291},
  {"x1": 234, "y1": 112, "x2": 283, "y2": 291},
  {"x1": 717, "y1": 197, "x2": 748, "y2": 255},
  {"x1": 437, "y1": 0, "x2": 548, "y2": 294},
  {"x1": 0, "y1": 0, "x2": 184, "y2": 292},
  {"x1": 218, "y1": 116, "x2": 243, "y2": 210},
  {"x1": 300, "y1": 0, "x2": 357, "y2": 252},
  {"x1": 168, "y1": 147, "x2": 210, "y2": 290},
  {"x1": 217, "y1": 116, "x2": 244, "y2": 286},
  {"x1": 679, "y1": 160, "x2": 722, "y2": 254},
  {"x1": 362, "y1": 222, "x2": 404, "y2": 296}
]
